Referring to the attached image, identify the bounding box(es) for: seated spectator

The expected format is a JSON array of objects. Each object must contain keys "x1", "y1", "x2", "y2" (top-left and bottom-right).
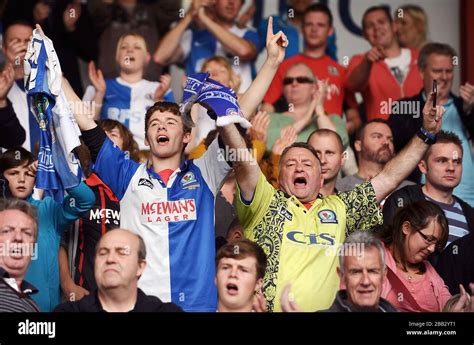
[
  {"x1": 378, "y1": 201, "x2": 451, "y2": 312},
  {"x1": 59, "y1": 120, "x2": 140, "y2": 301},
  {"x1": 215, "y1": 239, "x2": 267, "y2": 312},
  {"x1": 281, "y1": 232, "x2": 398, "y2": 312},
  {"x1": 262, "y1": 4, "x2": 361, "y2": 135},
  {"x1": 436, "y1": 232, "x2": 474, "y2": 295},
  {"x1": 389, "y1": 43, "x2": 474, "y2": 205},
  {"x1": 84, "y1": 33, "x2": 173, "y2": 150},
  {"x1": 55, "y1": 229, "x2": 182, "y2": 312},
  {"x1": 337, "y1": 120, "x2": 414, "y2": 194},
  {"x1": 383, "y1": 131, "x2": 473, "y2": 247},
  {"x1": 154, "y1": 0, "x2": 260, "y2": 92},
  {"x1": 0, "y1": 199, "x2": 40, "y2": 312},
  {"x1": 307, "y1": 129, "x2": 346, "y2": 196},
  {"x1": 346, "y1": 5, "x2": 423, "y2": 121},
  {"x1": 0, "y1": 148, "x2": 95, "y2": 311},
  {"x1": 265, "y1": 63, "x2": 347, "y2": 151},
  {"x1": 394, "y1": 5, "x2": 428, "y2": 49},
  {"x1": 88, "y1": 0, "x2": 179, "y2": 80}
]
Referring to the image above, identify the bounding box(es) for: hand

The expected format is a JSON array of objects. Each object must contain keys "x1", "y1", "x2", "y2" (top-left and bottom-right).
[
  {"x1": 88, "y1": 61, "x2": 106, "y2": 95},
  {"x1": 280, "y1": 284, "x2": 302, "y2": 312},
  {"x1": 248, "y1": 110, "x2": 270, "y2": 144},
  {"x1": 422, "y1": 92, "x2": 445, "y2": 134},
  {"x1": 5, "y1": 36, "x2": 29, "y2": 68},
  {"x1": 191, "y1": 0, "x2": 215, "y2": 17},
  {"x1": 63, "y1": 1, "x2": 82, "y2": 32},
  {"x1": 459, "y1": 82, "x2": 474, "y2": 113},
  {"x1": 272, "y1": 125, "x2": 297, "y2": 156},
  {"x1": 265, "y1": 16, "x2": 288, "y2": 65},
  {"x1": 312, "y1": 79, "x2": 328, "y2": 116},
  {"x1": 27, "y1": 160, "x2": 38, "y2": 176},
  {"x1": 0, "y1": 63, "x2": 14, "y2": 100},
  {"x1": 450, "y1": 284, "x2": 474, "y2": 312},
  {"x1": 154, "y1": 74, "x2": 172, "y2": 100},
  {"x1": 365, "y1": 46, "x2": 385, "y2": 63},
  {"x1": 63, "y1": 281, "x2": 90, "y2": 302},
  {"x1": 33, "y1": 2, "x2": 50, "y2": 24},
  {"x1": 236, "y1": 0, "x2": 256, "y2": 29},
  {"x1": 252, "y1": 288, "x2": 267, "y2": 312}
]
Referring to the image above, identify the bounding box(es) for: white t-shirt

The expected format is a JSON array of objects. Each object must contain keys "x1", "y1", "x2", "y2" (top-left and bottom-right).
[{"x1": 384, "y1": 48, "x2": 412, "y2": 85}]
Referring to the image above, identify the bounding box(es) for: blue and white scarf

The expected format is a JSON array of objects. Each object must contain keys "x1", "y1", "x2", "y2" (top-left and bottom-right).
[
  {"x1": 24, "y1": 28, "x2": 82, "y2": 200},
  {"x1": 182, "y1": 73, "x2": 251, "y2": 128}
]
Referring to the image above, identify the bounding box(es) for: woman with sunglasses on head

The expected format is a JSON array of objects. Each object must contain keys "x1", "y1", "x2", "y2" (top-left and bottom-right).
[
  {"x1": 265, "y1": 62, "x2": 348, "y2": 152},
  {"x1": 378, "y1": 201, "x2": 451, "y2": 312}
]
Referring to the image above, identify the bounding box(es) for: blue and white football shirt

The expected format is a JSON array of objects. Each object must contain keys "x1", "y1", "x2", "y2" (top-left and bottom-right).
[
  {"x1": 180, "y1": 24, "x2": 260, "y2": 93},
  {"x1": 93, "y1": 137, "x2": 230, "y2": 311}
]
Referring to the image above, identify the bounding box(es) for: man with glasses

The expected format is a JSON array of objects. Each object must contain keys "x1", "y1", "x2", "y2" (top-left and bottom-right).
[
  {"x1": 265, "y1": 62, "x2": 348, "y2": 153},
  {"x1": 262, "y1": 3, "x2": 360, "y2": 135},
  {"x1": 383, "y1": 131, "x2": 474, "y2": 248}
]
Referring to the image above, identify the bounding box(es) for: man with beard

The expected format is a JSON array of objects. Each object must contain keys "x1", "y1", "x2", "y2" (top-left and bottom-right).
[
  {"x1": 337, "y1": 120, "x2": 413, "y2": 193},
  {"x1": 307, "y1": 129, "x2": 346, "y2": 196},
  {"x1": 383, "y1": 131, "x2": 474, "y2": 247}
]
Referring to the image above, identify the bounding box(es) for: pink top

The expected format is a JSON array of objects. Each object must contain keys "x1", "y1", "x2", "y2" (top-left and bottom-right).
[{"x1": 382, "y1": 245, "x2": 451, "y2": 312}]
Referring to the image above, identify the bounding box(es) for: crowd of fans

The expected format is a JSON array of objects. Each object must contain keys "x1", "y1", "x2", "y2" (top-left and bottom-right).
[{"x1": 0, "y1": 0, "x2": 473, "y2": 314}]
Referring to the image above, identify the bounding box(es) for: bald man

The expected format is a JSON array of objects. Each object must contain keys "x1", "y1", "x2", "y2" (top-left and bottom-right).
[{"x1": 54, "y1": 229, "x2": 182, "y2": 312}]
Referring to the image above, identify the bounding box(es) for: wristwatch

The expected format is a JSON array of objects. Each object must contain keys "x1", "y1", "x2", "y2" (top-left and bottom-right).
[{"x1": 417, "y1": 127, "x2": 437, "y2": 144}]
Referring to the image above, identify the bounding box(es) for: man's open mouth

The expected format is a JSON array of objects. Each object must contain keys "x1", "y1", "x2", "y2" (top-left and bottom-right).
[
  {"x1": 157, "y1": 135, "x2": 170, "y2": 144},
  {"x1": 294, "y1": 177, "x2": 307, "y2": 188},
  {"x1": 226, "y1": 283, "x2": 239, "y2": 295}
]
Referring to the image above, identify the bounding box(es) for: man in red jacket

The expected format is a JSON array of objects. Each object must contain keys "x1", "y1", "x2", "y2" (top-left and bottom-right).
[{"x1": 346, "y1": 5, "x2": 423, "y2": 121}]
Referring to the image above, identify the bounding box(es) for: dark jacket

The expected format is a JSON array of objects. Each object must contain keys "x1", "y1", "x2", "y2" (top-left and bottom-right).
[
  {"x1": 0, "y1": 100, "x2": 26, "y2": 149},
  {"x1": 53, "y1": 288, "x2": 183, "y2": 312},
  {"x1": 321, "y1": 290, "x2": 398, "y2": 312},
  {"x1": 382, "y1": 184, "x2": 474, "y2": 231},
  {"x1": 435, "y1": 232, "x2": 474, "y2": 295},
  {"x1": 389, "y1": 90, "x2": 474, "y2": 182}
]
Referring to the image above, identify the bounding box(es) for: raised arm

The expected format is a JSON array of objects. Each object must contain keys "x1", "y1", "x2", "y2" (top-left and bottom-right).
[
  {"x1": 197, "y1": 7, "x2": 257, "y2": 62},
  {"x1": 217, "y1": 17, "x2": 287, "y2": 201},
  {"x1": 218, "y1": 123, "x2": 260, "y2": 202},
  {"x1": 371, "y1": 92, "x2": 444, "y2": 203},
  {"x1": 239, "y1": 16, "x2": 287, "y2": 118},
  {"x1": 62, "y1": 76, "x2": 97, "y2": 131},
  {"x1": 153, "y1": 12, "x2": 192, "y2": 66},
  {"x1": 153, "y1": 0, "x2": 214, "y2": 66},
  {"x1": 346, "y1": 46, "x2": 385, "y2": 92},
  {"x1": 87, "y1": 61, "x2": 106, "y2": 119}
]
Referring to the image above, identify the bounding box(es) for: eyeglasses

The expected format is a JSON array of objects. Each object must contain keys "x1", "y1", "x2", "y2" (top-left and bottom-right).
[
  {"x1": 282, "y1": 76, "x2": 315, "y2": 85},
  {"x1": 415, "y1": 229, "x2": 441, "y2": 249}
]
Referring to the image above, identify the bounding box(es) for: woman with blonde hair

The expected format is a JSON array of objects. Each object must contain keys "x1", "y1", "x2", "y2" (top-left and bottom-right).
[{"x1": 395, "y1": 5, "x2": 428, "y2": 49}]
